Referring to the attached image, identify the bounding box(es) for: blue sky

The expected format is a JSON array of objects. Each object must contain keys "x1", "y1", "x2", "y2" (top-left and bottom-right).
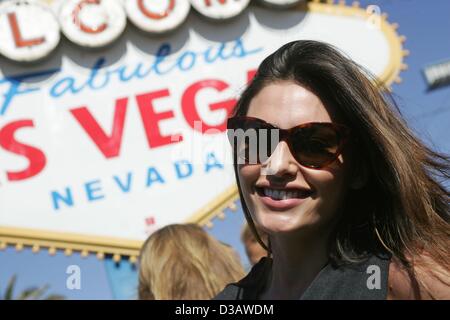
[{"x1": 1, "y1": 0, "x2": 449, "y2": 299}]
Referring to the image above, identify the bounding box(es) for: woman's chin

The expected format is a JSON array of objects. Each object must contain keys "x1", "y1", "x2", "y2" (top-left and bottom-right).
[{"x1": 256, "y1": 212, "x2": 316, "y2": 235}]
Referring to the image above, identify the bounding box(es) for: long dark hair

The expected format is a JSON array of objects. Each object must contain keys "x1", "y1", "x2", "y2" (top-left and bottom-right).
[{"x1": 232, "y1": 40, "x2": 450, "y2": 277}]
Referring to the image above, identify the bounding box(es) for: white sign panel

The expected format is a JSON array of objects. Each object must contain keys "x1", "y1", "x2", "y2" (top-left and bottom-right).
[{"x1": 0, "y1": 2, "x2": 404, "y2": 258}]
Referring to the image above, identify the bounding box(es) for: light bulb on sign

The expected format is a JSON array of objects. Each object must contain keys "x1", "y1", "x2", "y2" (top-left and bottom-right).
[
  {"x1": 58, "y1": 0, "x2": 126, "y2": 48},
  {"x1": 189, "y1": 0, "x2": 250, "y2": 20},
  {"x1": 0, "y1": 0, "x2": 60, "y2": 62},
  {"x1": 258, "y1": 0, "x2": 305, "y2": 9},
  {"x1": 126, "y1": 0, "x2": 190, "y2": 34}
]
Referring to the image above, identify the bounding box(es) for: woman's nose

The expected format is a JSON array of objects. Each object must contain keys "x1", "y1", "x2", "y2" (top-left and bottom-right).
[{"x1": 261, "y1": 141, "x2": 298, "y2": 177}]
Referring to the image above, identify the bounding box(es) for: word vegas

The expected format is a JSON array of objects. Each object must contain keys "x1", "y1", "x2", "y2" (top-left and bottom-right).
[{"x1": 0, "y1": 70, "x2": 256, "y2": 184}]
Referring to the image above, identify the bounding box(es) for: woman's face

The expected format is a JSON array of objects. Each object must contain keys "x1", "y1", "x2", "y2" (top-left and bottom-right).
[{"x1": 238, "y1": 81, "x2": 352, "y2": 236}]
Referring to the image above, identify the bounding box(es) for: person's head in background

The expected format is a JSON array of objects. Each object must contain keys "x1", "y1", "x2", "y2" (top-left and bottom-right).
[
  {"x1": 241, "y1": 222, "x2": 268, "y2": 266},
  {"x1": 138, "y1": 223, "x2": 245, "y2": 300}
]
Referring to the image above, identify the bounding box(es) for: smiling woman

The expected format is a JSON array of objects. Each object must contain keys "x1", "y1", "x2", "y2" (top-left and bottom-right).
[{"x1": 216, "y1": 40, "x2": 450, "y2": 300}]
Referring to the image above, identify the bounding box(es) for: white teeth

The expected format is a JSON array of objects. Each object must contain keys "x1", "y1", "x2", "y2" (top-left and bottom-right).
[{"x1": 262, "y1": 188, "x2": 308, "y2": 200}]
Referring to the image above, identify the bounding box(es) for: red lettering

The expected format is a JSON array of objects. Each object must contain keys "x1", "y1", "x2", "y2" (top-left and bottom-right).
[
  {"x1": 138, "y1": 0, "x2": 175, "y2": 20},
  {"x1": 204, "y1": 0, "x2": 227, "y2": 6},
  {"x1": 0, "y1": 120, "x2": 47, "y2": 181},
  {"x1": 7, "y1": 12, "x2": 45, "y2": 48},
  {"x1": 72, "y1": 0, "x2": 108, "y2": 34},
  {"x1": 247, "y1": 69, "x2": 257, "y2": 83},
  {"x1": 70, "y1": 97, "x2": 128, "y2": 158},
  {"x1": 181, "y1": 79, "x2": 235, "y2": 133},
  {"x1": 136, "y1": 89, "x2": 182, "y2": 149}
]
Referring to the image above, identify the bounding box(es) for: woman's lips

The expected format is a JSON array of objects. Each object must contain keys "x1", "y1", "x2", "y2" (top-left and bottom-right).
[{"x1": 255, "y1": 186, "x2": 312, "y2": 211}]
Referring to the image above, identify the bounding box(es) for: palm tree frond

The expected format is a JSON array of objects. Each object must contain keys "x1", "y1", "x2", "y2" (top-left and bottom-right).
[
  {"x1": 4, "y1": 274, "x2": 17, "y2": 300},
  {"x1": 45, "y1": 294, "x2": 65, "y2": 300},
  {"x1": 16, "y1": 287, "x2": 40, "y2": 300},
  {"x1": 1, "y1": 276, "x2": 65, "y2": 300}
]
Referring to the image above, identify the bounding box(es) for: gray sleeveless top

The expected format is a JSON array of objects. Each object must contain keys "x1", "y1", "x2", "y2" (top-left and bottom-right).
[{"x1": 214, "y1": 254, "x2": 391, "y2": 300}]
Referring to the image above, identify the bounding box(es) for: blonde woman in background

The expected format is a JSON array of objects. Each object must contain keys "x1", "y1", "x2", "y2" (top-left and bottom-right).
[{"x1": 138, "y1": 223, "x2": 245, "y2": 300}]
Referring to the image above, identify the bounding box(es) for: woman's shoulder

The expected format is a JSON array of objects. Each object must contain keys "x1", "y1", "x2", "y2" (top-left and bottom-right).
[
  {"x1": 387, "y1": 253, "x2": 450, "y2": 300},
  {"x1": 213, "y1": 257, "x2": 271, "y2": 300}
]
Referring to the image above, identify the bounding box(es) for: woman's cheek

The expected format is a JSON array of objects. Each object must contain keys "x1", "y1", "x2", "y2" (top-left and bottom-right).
[
  {"x1": 305, "y1": 169, "x2": 348, "y2": 218},
  {"x1": 238, "y1": 165, "x2": 261, "y2": 209}
]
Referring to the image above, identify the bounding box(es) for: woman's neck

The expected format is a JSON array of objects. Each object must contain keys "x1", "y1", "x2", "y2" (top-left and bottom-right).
[{"x1": 261, "y1": 227, "x2": 332, "y2": 300}]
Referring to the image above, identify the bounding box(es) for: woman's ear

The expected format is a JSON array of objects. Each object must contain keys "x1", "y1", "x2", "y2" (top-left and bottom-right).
[{"x1": 350, "y1": 161, "x2": 368, "y2": 190}]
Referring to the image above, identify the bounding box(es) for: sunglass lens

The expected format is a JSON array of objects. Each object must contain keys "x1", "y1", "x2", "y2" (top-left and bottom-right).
[
  {"x1": 291, "y1": 124, "x2": 341, "y2": 168},
  {"x1": 227, "y1": 118, "x2": 276, "y2": 164}
]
